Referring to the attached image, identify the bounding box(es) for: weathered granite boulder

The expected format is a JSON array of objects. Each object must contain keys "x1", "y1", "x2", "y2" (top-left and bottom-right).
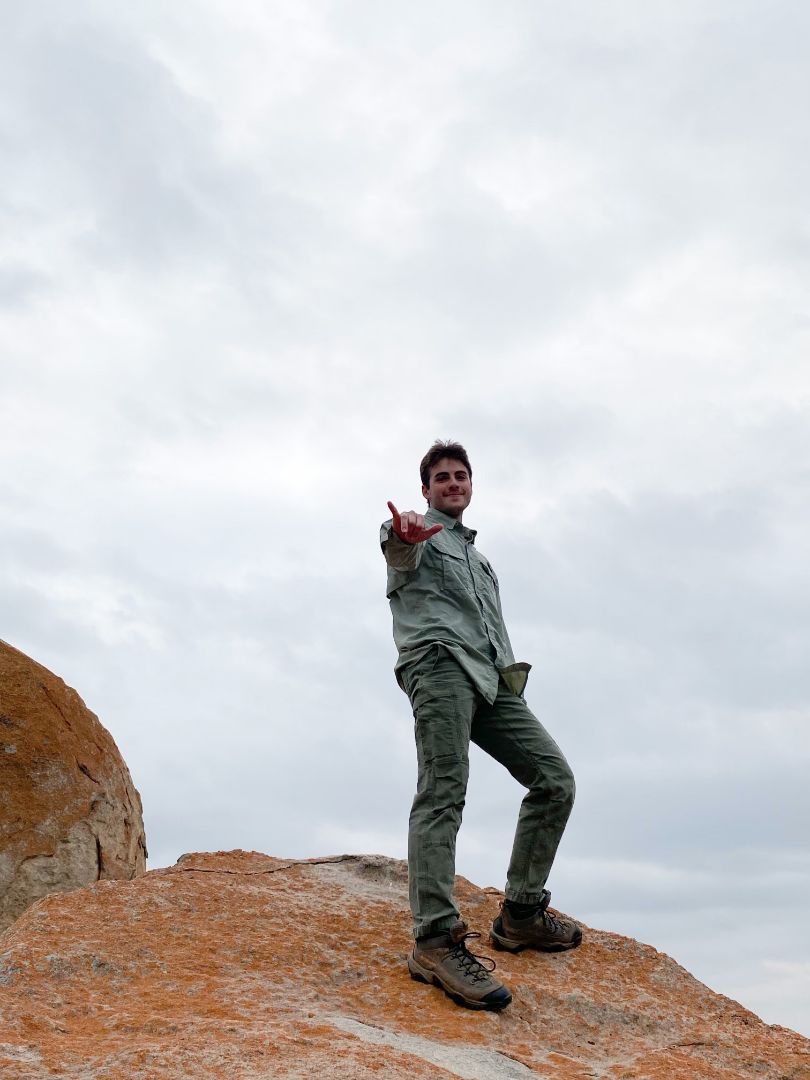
[
  {"x1": 0, "y1": 850, "x2": 806, "y2": 1079},
  {"x1": 0, "y1": 640, "x2": 146, "y2": 932}
]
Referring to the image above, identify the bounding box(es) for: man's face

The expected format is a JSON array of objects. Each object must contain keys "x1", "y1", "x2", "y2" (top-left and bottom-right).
[{"x1": 422, "y1": 457, "x2": 473, "y2": 519}]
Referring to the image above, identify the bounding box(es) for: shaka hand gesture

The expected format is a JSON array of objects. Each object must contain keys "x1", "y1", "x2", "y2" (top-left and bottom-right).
[{"x1": 387, "y1": 501, "x2": 444, "y2": 544}]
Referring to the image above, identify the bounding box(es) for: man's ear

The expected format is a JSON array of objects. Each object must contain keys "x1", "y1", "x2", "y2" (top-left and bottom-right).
[{"x1": 421, "y1": 484, "x2": 430, "y2": 506}]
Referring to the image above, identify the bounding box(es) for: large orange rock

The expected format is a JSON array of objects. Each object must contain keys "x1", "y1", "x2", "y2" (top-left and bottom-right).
[
  {"x1": 0, "y1": 850, "x2": 806, "y2": 1079},
  {"x1": 0, "y1": 640, "x2": 147, "y2": 932}
]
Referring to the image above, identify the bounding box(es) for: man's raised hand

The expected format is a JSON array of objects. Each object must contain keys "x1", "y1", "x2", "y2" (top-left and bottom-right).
[{"x1": 387, "y1": 501, "x2": 444, "y2": 544}]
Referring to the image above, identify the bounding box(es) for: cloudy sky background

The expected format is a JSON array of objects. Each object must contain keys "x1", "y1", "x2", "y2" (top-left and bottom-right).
[{"x1": 2, "y1": 0, "x2": 809, "y2": 1036}]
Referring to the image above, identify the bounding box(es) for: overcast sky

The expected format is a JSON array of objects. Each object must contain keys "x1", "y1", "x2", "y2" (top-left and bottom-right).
[{"x1": 2, "y1": 0, "x2": 809, "y2": 1037}]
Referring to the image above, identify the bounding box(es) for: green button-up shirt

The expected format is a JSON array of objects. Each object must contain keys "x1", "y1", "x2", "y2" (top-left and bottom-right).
[{"x1": 380, "y1": 507, "x2": 530, "y2": 703}]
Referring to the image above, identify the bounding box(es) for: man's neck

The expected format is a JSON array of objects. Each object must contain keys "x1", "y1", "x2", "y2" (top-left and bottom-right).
[{"x1": 428, "y1": 506, "x2": 465, "y2": 526}]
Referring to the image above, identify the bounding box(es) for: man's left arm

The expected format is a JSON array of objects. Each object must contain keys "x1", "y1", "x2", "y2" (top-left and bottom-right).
[{"x1": 380, "y1": 501, "x2": 443, "y2": 572}]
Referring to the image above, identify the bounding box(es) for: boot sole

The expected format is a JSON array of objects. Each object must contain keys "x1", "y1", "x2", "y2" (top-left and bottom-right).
[
  {"x1": 407, "y1": 955, "x2": 512, "y2": 1011},
  {"x1": 490, "y1": 929, "x2": 582, "y2": 953}
]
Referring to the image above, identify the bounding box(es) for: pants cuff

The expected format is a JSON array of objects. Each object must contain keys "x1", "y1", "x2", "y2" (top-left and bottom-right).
[
  {"x1": 504, "y1": 889, "x2": 546, "y2": 905},
  {"x1": 413, "y1": 914, "x2": 460, "y2": 940}
]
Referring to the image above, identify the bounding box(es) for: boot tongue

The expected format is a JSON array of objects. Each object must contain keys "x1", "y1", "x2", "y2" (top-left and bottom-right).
[
  {"x1": 416, "y1": 921, "x2": 468, "y2": 950},
  {"x1": 447, "y1": 920, "x2": 470, "y2": 943}
]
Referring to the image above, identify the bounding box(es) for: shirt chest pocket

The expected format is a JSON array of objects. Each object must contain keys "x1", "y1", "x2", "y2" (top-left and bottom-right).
[
  {"x1": 474, "y1": 554, "x2": 500, "y2": 594},
  {"x1": 428, "y1": 533, "x2": 474, "y2": 596}
]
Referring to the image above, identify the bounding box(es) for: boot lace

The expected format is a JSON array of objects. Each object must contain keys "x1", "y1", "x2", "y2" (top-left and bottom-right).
[
  {"x1": 539, "y1": 909, "x2": 569, "y2": 936},
  {"x1": 448, "y1": 932, "x2": 497, "y2": 984}
]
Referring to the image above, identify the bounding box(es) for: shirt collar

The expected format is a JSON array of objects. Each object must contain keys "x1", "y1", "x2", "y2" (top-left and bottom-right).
[{"x1": 426, "y1": 506, "x2": 477, "y2": 544}]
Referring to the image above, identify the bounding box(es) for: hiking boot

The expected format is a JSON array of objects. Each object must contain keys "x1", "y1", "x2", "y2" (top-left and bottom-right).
[
  {"x1": 490, "y1": 890, "x2": 582, "y2": 953},
  {"x1": 408, "y1": 920, "x2": 512, "y2": 1011}
]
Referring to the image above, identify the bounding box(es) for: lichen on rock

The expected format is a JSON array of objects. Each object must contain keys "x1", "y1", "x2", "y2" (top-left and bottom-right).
[
  {"x1": 0, "y1": 640, "x2": 147, "y2": 932},
  {"x1": 0, "y1": 849, "x2": 807, "y2": 1079}
]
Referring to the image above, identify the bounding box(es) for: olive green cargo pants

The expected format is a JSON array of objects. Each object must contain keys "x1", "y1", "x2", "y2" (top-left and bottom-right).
[{"x1": 403, "y1": 647, "x2": 575, "y2": 939}]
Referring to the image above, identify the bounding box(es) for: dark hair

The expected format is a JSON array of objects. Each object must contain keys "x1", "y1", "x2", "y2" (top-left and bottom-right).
[{"x1": 419, "y1": 440, "x2": 473, "y2": 488}]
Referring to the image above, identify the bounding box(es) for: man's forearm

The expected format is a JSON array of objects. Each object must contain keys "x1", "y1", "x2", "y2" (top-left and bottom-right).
[{"x1": 380, "y1": 525, "x2": 424, "y2": 571}]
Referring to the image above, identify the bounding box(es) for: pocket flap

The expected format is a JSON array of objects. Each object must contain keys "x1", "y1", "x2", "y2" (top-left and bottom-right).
[{"x1": 428, "y1": 529, "x2": 465, "y2": 560}]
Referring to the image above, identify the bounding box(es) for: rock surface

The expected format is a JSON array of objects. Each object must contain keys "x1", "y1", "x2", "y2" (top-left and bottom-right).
[
  {"x1": 0, "y1": 850, "x2": 807, "y2": 1079},
  {"x1": 0, "y1": 640, "x2": 147, "y2": 933}
]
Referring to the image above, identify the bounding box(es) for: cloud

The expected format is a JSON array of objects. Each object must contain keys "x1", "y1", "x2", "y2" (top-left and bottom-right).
[{"x1": 1, "y1": 0, "x2": 808, "y2": 1037}]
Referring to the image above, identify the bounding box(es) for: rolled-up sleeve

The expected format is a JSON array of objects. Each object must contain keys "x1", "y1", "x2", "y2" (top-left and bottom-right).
[{"x1": 380, "y1": 520, "x2": 424, "y2": 572}]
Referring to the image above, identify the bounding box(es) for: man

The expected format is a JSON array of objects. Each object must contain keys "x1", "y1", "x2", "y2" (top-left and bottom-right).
[{"x1": 380, "y1": 439, "x2": 580, "y2": 1011}]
